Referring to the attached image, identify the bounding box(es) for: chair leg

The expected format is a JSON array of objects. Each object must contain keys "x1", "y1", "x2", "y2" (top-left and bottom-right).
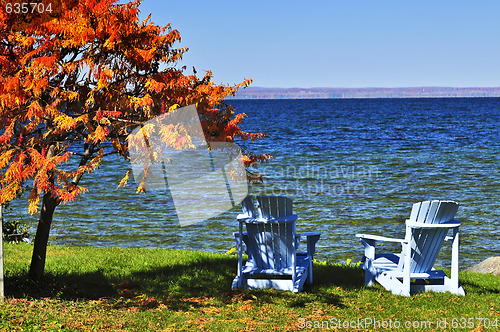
[
  {"x1": 450, "y1": 229, "x2": 460, "y2": 294},
  {"x1": 307, "y1": 259, "x2": 313, "y2": 285},
  {"x1": 360, "y1": 239, "x2": 377, "y2": 286},
  {"x1": 377, "y1": 273, "x2": 409, "y2": 296},
  {"x1": 362, "y1": 257, "x2": 375, "y2": 286}
]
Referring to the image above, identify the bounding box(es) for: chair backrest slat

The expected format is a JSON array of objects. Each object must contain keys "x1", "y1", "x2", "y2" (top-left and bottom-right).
[
  {"x1": 403, "y1": 200, "x2": 459, "y2": 273},
  {"x1": 424, "y1": 200, "x2": 441, "y2": 224},
  {"x1": 243, "y1": 196, "x2": 296, "y2": 270},
  {"x1": 409, "y1": 202, "x2": 421, "y2": 222},
  {"x1": 241, "y1": 196, "x2": 256, "y2": 218},
  {"x1": 270, "y1": 196, "x2": 279, "y2": 218},
  {"x1": 416, "y1": 201, "x2": 430, "y2": 223},
  {"x1": 434, "y1": 201, "x2": 459, "y2": 223}
]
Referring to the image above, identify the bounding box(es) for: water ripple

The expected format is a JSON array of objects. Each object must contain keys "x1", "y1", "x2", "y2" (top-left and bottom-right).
[{"x1": 6, "y1": 98, "x2": 500, "y2": 269}]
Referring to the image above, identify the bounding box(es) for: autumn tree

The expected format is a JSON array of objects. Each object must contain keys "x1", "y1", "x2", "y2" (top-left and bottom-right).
[{"x1": 0, "y1": 0, "x2": 268, "y2": 280}]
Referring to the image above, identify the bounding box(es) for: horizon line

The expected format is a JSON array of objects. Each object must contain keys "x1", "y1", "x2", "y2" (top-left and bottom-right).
[{"x1": 242, "y1": 86, "x2": 500, "y2": 90}]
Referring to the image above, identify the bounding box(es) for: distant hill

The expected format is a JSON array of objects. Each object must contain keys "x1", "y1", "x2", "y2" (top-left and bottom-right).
[{"x1": 232, "y1": 87, "x2": 500, "y2": 99}]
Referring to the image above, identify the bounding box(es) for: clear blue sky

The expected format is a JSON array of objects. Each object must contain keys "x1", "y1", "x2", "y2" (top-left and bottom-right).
[{"x1": 137, "y1": 0, "x2": 500, "y2": 88}]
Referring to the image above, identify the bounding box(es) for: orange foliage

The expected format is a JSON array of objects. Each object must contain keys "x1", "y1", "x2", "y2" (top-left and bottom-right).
[{"x1": 0, "y1": 0, "x2": 266, "y2": 213}]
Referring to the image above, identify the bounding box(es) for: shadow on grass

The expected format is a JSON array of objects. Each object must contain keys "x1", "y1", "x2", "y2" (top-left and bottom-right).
[
  {"x1": 5, "y1": 270, "x2": 117, "y2": 300},
  {"x1": 5, "y1": 255, "x2": 238, "y2": 303},
  {"x1": 313, "y1": 262, "x2": 365, "y2": 289},
  {"x1": 130, "y1": 255, "x2": 237, "y2": 299},
  {"x1": 5, "y1": 256, "x2": 366, "y2": 310}
]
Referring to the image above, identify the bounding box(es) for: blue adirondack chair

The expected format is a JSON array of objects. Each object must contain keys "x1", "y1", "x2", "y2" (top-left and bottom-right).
[
  {"x1": 232, "y1": 195, "x2": 322, "y2": 292},
  {"x1": 356, "y1": 200, "x2": 465, "y2": 296}
]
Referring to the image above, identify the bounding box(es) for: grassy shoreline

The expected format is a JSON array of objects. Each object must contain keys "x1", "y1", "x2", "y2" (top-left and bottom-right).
[{"x1": 1, "y1": 243, "x2": 499, "y2": 331}]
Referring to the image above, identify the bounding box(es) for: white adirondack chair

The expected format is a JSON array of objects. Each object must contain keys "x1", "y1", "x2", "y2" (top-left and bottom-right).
[
  {"x1": 232, "y1": 195, "x2": 322, "y2": 292},
  {"x1": 356, "y1": 200, "x2": 465, "y2": 296}
]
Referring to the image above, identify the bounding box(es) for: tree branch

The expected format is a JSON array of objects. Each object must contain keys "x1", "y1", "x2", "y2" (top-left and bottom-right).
[{"x1": 71, "y1": 143, "x2": 96, "y2": 186}]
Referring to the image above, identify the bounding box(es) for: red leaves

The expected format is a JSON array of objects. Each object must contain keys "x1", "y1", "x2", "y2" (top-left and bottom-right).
[
  {"x1": 96, "y1": 108, "x2": 103, "y2": 121},
  {"x1": 136, "y1": 47, "x2": 156, "y2": 63},
  {"x1": 145, "y1": 78, "x2": 166, "y2": 93},
  {"x1": 89, "y1": 125, "x2": 110, "y2": 144},
  {"x1": 27, "y1": 100, "x2": 44, "y2": 119},
  {"x1": 0, "y1": 0, "x2": 268, "y2": 215},
  {"x1": 222, "y1": 113, "x2": 246, "y2": 140},
  {"x1": 96, "y1": 66, "x2": 113, "y2": 90},
  {"x1": 117, "y1": 169, "x2": 131, "y2": 189},
  {"x1": 104, "y1": 110, "x2": 122, "y2": 118},
  {"x1": 56, "y1": 185, "x2": 89, "y2": 204},
  {"x1": 32, "y1": 56, "x2": 58, "y2": 75},
  {"x1": 0, "y1": 123, "x2": 14, "y2": 145}
]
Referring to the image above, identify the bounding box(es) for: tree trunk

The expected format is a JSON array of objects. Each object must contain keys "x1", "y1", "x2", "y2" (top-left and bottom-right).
[
  {"x1": 28, "y1": 143, "x2": 93, "y2": 280},
  {"x1": 28, "y1": 192, "x2": 59, "y2": 280},
  {"x1": 28, "y1": 143, "x2": 60, "y2": 281}
]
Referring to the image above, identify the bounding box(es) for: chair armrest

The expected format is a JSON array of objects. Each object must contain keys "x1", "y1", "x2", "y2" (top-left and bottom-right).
[
  {"x1": 356, "y1": 234, "x2": 407, "y2": 261},
  {"x1": 296, "y1": 231, "x2": 323, "y2": 238},
  {"x1": 296, "y1": 232, "x2": 322, "y2": 256},
  {"x1": 356, "y1": 233, "x2": 407, "y2": 244},
  {"x1": 237, "y1": 214, "x2": 253, "y2": 222},
  {"x1": 237, "y1": 214, "x2": 298, "y2": 223},
  {"x1": 405, "y1": 220, "x2": 461, "y2": 229},
  {"x1": 233, "y1": 231, "x2": 248, "y2": 253},
  {"x1": 233, "y1": 231, "x2": 248, "y2": 238}
]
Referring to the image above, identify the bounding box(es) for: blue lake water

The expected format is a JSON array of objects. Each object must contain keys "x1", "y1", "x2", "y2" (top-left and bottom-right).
[{"x1": 6, "y1": 98, "x2": 500, "y2": 268}]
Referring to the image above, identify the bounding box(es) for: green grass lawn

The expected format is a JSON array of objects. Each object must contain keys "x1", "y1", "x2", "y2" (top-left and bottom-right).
[{"x1": 0, "y1": 243, "x2": 498, "y2": 331}]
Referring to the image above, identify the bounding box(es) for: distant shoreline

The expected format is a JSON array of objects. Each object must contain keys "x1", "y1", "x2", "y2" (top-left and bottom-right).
[{"x1": 232, "y1": 86, "x2": 500, "y2": 99}]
